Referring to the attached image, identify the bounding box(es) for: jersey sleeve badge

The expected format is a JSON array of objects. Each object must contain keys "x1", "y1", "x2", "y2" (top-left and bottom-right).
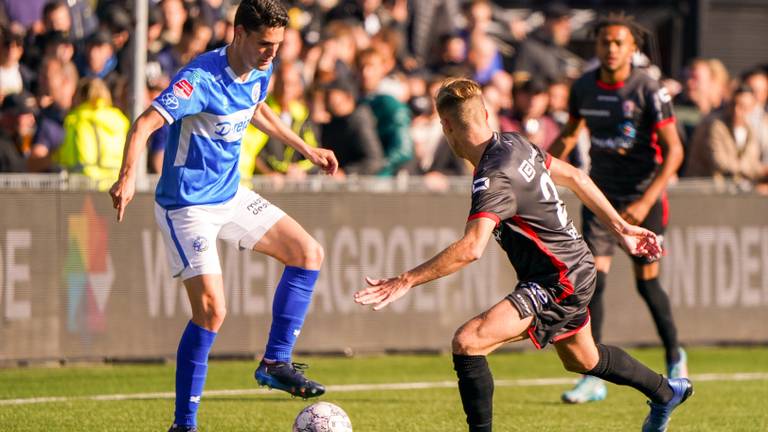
[
  {"x1": 472, "y1": 177, "x2": 490, "y2": 193},
  {"x1": 173, "y1": 79, "x2": 195, "y2": 99}
]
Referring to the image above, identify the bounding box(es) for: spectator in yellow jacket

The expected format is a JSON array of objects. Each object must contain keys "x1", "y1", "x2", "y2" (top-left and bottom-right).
[
  {"x1": 239, "y1": 61, "x2": 318, "y2": 181},
  {"x1": 55, "y1": 77, "x2": 129, "y2": 190}
]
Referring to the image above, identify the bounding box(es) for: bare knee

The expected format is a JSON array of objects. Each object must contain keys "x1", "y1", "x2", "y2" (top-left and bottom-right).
[
  {"x1": 452, "y1": 325, "x2": 482, "y2": 355},
  {"x1": 289, "y1": 239, "x2": 324, "y2": 269},
  {"x1": 562, "y1": 356, "x2": 597, "y2": 374},
  {"x1": 194, "y1": 302, "x2": 227, "y2": 332},
  {"x1": 558, "y1": 346, "x2": 599, "y2": 373},
  {"x1": 306, "y1": 240, "x2": 325, "y2": 269},
  {"x1": 556, "y1": 338, "x2": 600, "y2": 373}
]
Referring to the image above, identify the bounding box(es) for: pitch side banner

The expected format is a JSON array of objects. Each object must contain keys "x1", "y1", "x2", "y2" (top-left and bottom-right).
[{"x1": 0, "y1": 189, "x2": 766, "y2": 362}]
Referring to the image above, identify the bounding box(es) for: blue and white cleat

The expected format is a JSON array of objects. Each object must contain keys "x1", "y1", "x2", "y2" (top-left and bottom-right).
[
  {"x1": 642, "y1": 378, "x2": 693, "y2": 432},
  {"x1": 255, "y1": 360, "x2": 325, "y2": 399},
  {"x1": 667, "y1": 348, "x2": 688, "y2": 379},
  {"x1": 561, "y1": 375, "x2": 607, "y2": 404}
]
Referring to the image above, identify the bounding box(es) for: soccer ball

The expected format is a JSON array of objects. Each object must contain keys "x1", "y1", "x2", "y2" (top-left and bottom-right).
[{"x1": 292, "y1": 402, "x2": 352, "y2": 432}]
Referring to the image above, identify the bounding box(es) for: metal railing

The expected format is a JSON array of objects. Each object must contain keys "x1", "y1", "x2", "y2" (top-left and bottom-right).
[{"x1": 0, "y1": 172, "x2": 763, "y2": 196}]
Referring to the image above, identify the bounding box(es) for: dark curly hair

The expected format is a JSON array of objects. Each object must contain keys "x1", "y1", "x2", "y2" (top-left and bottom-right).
[
  {"x1": 590, "y1": 11, "x2": 649, "y2": 50},
  {"x1": 234, "y1": 0, "x2": 289, "y2": 33}
]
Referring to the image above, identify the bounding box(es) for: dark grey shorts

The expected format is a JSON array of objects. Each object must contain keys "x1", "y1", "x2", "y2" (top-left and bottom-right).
[{"x1": 506, "y1": 270, "x2": 595, "y2": 349}]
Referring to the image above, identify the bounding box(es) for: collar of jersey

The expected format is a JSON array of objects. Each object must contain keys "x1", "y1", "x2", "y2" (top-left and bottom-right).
[{"x1": 220, "y1": 45, "x2": 253, "y2": 84}]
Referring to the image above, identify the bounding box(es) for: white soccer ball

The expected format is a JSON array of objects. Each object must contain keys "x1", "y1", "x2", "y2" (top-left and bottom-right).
[{"x1": 292, "y1": 401, "x2": 353, "y2": 432}]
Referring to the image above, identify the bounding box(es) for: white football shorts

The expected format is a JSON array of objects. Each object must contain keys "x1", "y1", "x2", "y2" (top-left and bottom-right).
[{"x1": 155, "y1": 185, "x2": 286, "y2": 280}]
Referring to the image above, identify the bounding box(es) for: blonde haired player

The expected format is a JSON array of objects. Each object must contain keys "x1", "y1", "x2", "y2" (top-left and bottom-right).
[{"x1": 355, "y1": 78, "x2": 692, "y2": 432}]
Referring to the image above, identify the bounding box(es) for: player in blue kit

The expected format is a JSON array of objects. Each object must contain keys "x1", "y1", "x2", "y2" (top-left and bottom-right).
[{"x1": 109, "y1": 1, "x2": 338, "y2": 431}]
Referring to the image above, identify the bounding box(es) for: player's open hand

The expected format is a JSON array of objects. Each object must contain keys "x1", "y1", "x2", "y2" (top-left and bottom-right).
[
  {"x1": 109, "y1": 177, "x2": 135, "y2": 223},
  {"x1": 354, "y1": 276, "x2": 412, "y2": 311},
  {"x1": 619, "y1": 223, "x2": 662, "y2": 262},
  {"x1": 307, "y1": 147, "x2": 339, "y2": 175}
]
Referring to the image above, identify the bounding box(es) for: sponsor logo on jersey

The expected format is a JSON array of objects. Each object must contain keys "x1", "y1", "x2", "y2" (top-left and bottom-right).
[
  {"x1": 578, "y1": 108, "x2": 610, "y2": 117},
  {"x1": 472, "y1": 177, "x2": 489, "y2": 193},
  {"x1": 517, "y1": 146, "x2": 538, "y2": 182},
  {"x1": 214, "y1": 119, "x2": 250, "y2": 140},
  {"x1": 518, "y1": 160, "x2": 535, "y2": 182},
  {"x1": 597, "y1": 95, "x2": 619, "y2": 102},
  {"x1": 161, "y1": 93, "x2": 179, "y2": 110},
  {"x1": 592, "y1": 136, "x2": 633, "y2": 151},
  {"x1": 620, "y1": 121, "x2": 637, "y2": 139},
  {"x1": 173, "y1": 79, "x2": 195, "y2": 99},
  {"x1": 192, "y1": 236, "x2": 209, "y2": 253},
  {"x1": 622, "y1": 100, "x2": 636, "y2": 118}
]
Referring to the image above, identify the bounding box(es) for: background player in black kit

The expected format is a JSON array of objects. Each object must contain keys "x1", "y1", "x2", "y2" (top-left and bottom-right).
[
  {"x1": 549, "y1": 13, "x2": 687, "y2": 404},
  {"x1": 355, "y1": 78, "x2": 692, "y2": 432}
]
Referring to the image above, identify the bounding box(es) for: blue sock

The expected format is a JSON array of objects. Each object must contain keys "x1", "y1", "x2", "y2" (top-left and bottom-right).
[
  {"x1": 175, "y1": 321, "x2": 217, "y2": 427},
  {"x1": 264, "y1": 266, "x2": 320, "y2": 362}
]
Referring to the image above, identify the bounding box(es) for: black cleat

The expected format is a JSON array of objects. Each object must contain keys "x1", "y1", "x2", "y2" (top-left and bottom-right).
[
  {"x1": 168, "y1": 425, "x2": 197, "y2": 432},
  {"x1": 255, "y1": 360, "x2": 326, "y2": 399}
]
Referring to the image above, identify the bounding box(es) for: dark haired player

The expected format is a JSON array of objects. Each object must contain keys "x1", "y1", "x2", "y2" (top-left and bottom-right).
[
  {"x1": 109, "y1": 1, "x2": 338, "y2": 430},
  {"x1": 355, "y1": 78, "x2": 692, "y2": 432},
  {"x1": 549, "y1": 13, "x2": 687, "y2": 404}
]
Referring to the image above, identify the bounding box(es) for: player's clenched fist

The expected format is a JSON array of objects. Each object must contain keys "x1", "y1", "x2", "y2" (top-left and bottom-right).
[{"x1": 307, "y1": 147, "x2": 339, "y2": 175}]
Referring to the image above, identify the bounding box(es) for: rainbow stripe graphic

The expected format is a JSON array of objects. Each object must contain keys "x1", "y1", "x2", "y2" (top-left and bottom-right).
[{"x1": 65, "y1": 197, "x2": 113, "y2": 335}]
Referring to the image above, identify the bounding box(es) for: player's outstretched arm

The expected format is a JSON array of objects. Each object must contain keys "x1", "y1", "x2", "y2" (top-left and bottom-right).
[
  {"x1": 251, "y1": 103, "x2": 338, "y2": 175},
  {"x1": 109, "y1": 108, "x2": 166, "y2": 222},
  {"x1": 354, "y1": 217, "x2": 497, "y2": 310},
  {"x1": 548, "y1": 117, "x2": 584, "y2": 160},
  {"x1": 549, "y1": 157, "x2": 661, "y2": 261}
]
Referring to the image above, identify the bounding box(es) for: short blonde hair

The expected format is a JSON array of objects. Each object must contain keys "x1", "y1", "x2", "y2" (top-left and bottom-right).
[
  {"x1": 75, "y1": 77, "x2": 112, "y2": 107},
  {"x1": 435, "y1": 78, "x2": 485, "y2": 124},
  {"x1": 706, "y1": 58, "x2": 729, "y2": 88}
]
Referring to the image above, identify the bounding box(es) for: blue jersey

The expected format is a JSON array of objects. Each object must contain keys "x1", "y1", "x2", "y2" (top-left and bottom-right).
[{"x1": 151, "y1": 47, "x2": 272, "y2": 209}]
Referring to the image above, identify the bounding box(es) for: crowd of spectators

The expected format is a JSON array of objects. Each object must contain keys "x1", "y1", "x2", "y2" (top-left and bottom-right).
[{"x1": 0, "y1": 0, "x2": 767, "y2": 193}]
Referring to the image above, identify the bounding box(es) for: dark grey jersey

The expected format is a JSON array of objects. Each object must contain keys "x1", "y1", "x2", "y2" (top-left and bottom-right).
[
  {"x1": 469, "y1": 132, "x2": 593, "y2": 301},
  {"x1": 569, "y1": 68, "x2": 675, "y2": 198}
]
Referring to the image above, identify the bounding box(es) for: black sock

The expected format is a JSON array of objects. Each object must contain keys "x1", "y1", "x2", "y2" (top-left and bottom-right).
[
  {"x1": 589, "y1": 271, "x2": 608, "y2": 343},
  {"x1": 453, "y1": 354, "x2": 493, "y2": 432},
  {"x1": 636, "y1": 278, "x2": 680, "y2": 364},
  {"x1": 586, "y1": 344, "x2": 673, "y2": 404}
]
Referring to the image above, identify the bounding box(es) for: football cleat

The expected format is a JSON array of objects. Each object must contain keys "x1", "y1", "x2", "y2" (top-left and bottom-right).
[
  {"x1": 255, "y1": 360, "x2": 325, "y2": 399},
  {"x1": 642, "y1": 378, "x2": 694, "y2": 432},
  {"x1": 167, "y1": 424, "x2": 197, "y2": 432},
  {"x1": 561, "y1": 375, "x2": 607, "y2": 404},
  {"x1": 667, "y1": 348, "x2": 688, "y2": 379}
]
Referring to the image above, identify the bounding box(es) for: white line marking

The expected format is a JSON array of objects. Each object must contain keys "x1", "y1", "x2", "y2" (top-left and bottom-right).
[{"x1": 1, "y1": 372, "x2": 767, "y2": 406}]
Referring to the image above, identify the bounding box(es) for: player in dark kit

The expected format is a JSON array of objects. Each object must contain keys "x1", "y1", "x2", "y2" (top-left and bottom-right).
[
  {"x1": 355, "y1": 78, "x2": 692, "y2": 432},
  {"x1": 549, "y1": 13, "x2": 687, "y2": 404}
]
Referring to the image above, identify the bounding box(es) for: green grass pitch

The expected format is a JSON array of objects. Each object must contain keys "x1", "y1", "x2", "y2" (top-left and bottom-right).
[{"x1": 1, "y1": 346, "x2": 766, "y2": 431}]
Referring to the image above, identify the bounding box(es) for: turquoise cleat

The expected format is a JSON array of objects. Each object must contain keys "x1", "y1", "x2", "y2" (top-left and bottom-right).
[
  {"x1": 561, "y1": 375, "x2": 608, "y2": 404},
  {"x1": 667, "y1": 348, "x2": 688, "y2": 379}
]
